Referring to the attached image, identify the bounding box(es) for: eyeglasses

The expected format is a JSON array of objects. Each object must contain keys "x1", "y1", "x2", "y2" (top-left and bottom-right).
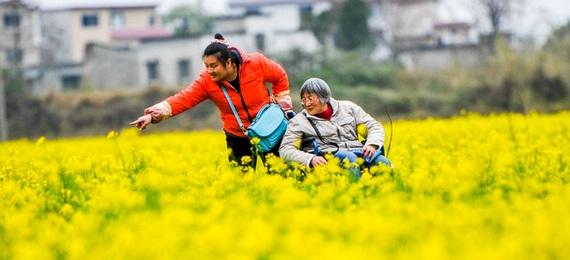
[{"x1": 301, "y1": 94, "x2": 319, "y2": 105}]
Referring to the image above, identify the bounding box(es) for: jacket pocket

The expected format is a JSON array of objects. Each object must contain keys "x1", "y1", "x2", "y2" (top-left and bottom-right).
[{"x1": 336, "y1": 117, "x2": 357, "y2": 140}]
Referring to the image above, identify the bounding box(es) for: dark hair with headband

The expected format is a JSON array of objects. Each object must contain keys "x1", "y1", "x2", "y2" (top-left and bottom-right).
[{"x1": 203, "y1": 33, "x2": 242, "y2": 68}]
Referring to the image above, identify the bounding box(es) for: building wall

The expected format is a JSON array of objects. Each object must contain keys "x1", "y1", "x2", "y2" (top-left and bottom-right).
[
  {"x1": 382, "y1": 0, "x2": 438, "y2": 49},
  {"x1": 137, "y1": 34, "x2": 252, "y2": 89},
  {"x1": 271, "y1": 30, "x2": 319, "y2": 54},
  {"x1": 242, "y1": 15, "x2": 271, "y2": 36},
  {"x1": 41, "y1": 6, "x2": 158, "y2": 64},
  {"x1": 137, "y1": 38, "x2": 204, "y2": 88},
  {"x1": 83, "y1": 44, "x2": 139, "y2": 90},
  {"x1": 214, "y1": 18, "x2": 246, "y2": 34},
  {"x1": 260, "y1": 5, "x2": 300, "y2": 32},
  {"x1": 216, "y1": 3, "x2": 322, "y2": 54},
  {"x1": 43, "y1": 33, "x2": 271, "y2": 92},
  {"x1": 233, "y1": 4, "x2": 304, "y2": 35},
  {"x1": 81, "y1": 31, "x2": 316, "y2": 91},
  {"x1": 27, "y1": 63, "x2": 83, "y2": 95},
  {"x1": 0, "y1": 2, "x2": 40, "y2": 68},
  {"x1": 435, "y1": 29, "x2": 470, "y2": 46},
  {"x1": 69, "y1": 9, "x2": 113, "y2": 63},
  {"x1": 123, "y1": 8, "x2": 158, "y2": 28},
  {"x1": 216, "y1": 14, "x2": 320, "y2": 54},
  {"x1": 386, "y1": 1, "x2": 437, "y2": 38},
  {"x1": 398, "y1": 45, "x2": 488, "y2": 72},
  {"x1": 40, "y1": 11, "x2": 72, "y2": 64}
]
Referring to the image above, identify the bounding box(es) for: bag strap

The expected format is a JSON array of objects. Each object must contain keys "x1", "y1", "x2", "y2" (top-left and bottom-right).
[
  {"x1": 264, "y1": 84, "x2": 278, "y2": 104},
  {"x1": 305, "y1": 113, "x2": 325, "y2": 143},
  {"x1": 303, "y1": 112, "x2": 339, "y2": 154},
  {"x1": 219, "y1": 84, "x2": 247, "y2": 135}
]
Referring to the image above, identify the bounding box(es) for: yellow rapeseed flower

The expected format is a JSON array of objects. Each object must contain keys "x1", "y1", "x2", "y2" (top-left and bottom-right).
[{"x1": 0, "y1": 112, "x2": 568, "y2": 259}]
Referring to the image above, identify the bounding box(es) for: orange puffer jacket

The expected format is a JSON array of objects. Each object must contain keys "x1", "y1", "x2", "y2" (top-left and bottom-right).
[{"x1": 151, "y1": 51, "x2": 292, "y2": 138}]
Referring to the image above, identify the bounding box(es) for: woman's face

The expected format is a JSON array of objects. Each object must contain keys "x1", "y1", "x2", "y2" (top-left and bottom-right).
[
  {"x1": 302, "y1": 93, "x2": 326, "y2": 115},
  {"x1": 204, "y1": 55, "x2": 235, "y2": 82}
]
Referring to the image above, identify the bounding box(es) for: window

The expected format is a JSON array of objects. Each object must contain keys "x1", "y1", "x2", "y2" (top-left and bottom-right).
[
  {"x1": 4, "y1": 13, "x2": 20, "y2": 27},
  {"x1": 82, "y1": 14, "x2": 99, "y2": 27},
  {"x1": 111, "y1": 10, "x2": 125, "y2": 29},
  {"x1": 255, "y1": 33, "x2": 265, "y2": 52},
  {"x1": 61, "y1": 75, "x2": 81, "y2": 90},
  {"x1": 178, "y1": 59, "x2": 191, "y2": 84},
  {"x1": 245, "y1": 7, "x2": 261, "y2": 15},
  {"x1": 146, "y1": 61, "x2": 159, "y2": 82},
  {"x1": 5, "y1": 49, "x2": 23, "y2": 63},
  {"x1": 300, "y1": 5, "x2": 313, "y2": 30},
  {"x1": 148, "y1": 16, "x2": 156, "y2": 26}
]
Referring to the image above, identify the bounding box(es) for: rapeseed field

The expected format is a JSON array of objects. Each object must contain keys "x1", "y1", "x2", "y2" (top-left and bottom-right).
[{"x1": 1, "y1": 112, "x2": 569, "y2": 259}]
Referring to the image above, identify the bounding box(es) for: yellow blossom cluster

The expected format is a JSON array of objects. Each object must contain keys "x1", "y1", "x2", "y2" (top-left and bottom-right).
[{"x1": 0, "y1": 112, "x2": 569, "y2": 259}]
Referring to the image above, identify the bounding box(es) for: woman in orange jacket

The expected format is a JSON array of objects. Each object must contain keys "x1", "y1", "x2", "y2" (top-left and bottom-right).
[{"x1": 130, "y1": 34, "x2": 294, "y2": 168}]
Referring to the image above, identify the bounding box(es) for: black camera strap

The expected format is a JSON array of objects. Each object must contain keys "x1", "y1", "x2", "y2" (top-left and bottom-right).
[{"x1": 303, "y1": 112, "x2": 339, "y2": 154}]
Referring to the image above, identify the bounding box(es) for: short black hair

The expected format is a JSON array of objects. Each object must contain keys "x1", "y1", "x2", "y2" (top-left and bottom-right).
[{"x1": 202, "y1": 33, "x2": 241, "y2": 67}]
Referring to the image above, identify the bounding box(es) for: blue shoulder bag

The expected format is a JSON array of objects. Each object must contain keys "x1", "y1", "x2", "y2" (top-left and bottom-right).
[{"x1": 219, "y1": 85, "x2": 288, "y2": 153}]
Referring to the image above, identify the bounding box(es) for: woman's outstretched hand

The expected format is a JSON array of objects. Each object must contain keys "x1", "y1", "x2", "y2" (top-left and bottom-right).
[{"x1": 130, "y1": 114, "x2": 153, "y2": 130}]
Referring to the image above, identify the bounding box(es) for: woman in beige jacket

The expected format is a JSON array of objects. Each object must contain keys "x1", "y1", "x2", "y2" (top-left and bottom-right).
[{"x1": 279, "y1": 78, "x2": 391, "y2": 173}]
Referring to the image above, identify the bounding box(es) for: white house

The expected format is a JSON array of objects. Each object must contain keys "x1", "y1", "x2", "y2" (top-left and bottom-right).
[
  {"x1": 40, "y1": 1, "x2": 168, "y2": 64},
  {"x1": 81, "y1": 34, "x2": 251, "y2": 90},
  {"x1": 0, "y1": 0, "x2": 40, "y2": 69},
  {"x1": 30, "y1": 1, "x2": 172, "y2": 93},
  {"x1": 213, "y1": 0, "x2": 331, "y2": 54},
  {"x1": 433, "y1": 22, "x2": 472, "y2": 46},
  {"x1": 369, "y1": 0, "x2": 476, "y2": 49}
]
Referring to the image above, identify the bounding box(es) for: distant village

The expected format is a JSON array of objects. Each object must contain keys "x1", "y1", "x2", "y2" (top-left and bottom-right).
[{"x1": 1, "y1": 0, "x2": 491, "y2": 95}]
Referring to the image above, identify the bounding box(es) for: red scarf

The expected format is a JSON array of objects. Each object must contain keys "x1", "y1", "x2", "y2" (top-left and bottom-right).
[{"x1": 315, "y1": 104, "x2": 333, "y2": 120}]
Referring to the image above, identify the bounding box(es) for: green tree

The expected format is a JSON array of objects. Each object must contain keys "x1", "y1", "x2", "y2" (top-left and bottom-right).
[
  {"x1": 336, "y1": 0, "x2": 371, "y2": 50},
  {"x1": 162, "y1": 5, "x2": 212, "y2": 36},
  {"x1": 540, "y1": 20, "x2": 570, "y2": 103},
  {"x1": 311, "y1": 10, "x2": 335, "y2": 45}
]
